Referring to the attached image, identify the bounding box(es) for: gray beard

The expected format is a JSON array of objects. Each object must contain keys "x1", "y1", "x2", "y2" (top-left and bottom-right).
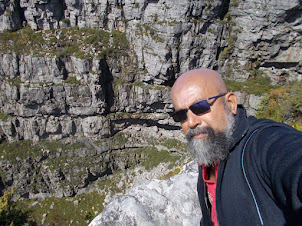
[{"x1": 186, "y1": 109, "x2": 235, "y2": 167}]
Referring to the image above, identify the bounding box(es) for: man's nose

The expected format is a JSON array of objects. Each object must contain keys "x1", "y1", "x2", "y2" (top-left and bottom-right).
[{"x1": 187, "y1": 109, "x2": 202, "y2": 128}]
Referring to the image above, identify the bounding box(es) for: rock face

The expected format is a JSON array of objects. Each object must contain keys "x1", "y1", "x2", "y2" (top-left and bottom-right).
[
  {"x1": 0, "y1": 0, "x2": 301, "y2": 142},
  {"x1": 224, "y1": 0, "x2": 302, "y2": 83},
  {"x1": 89, "y1": 161, "x2": 201, "y2": 226},
  {"x1": 0, "y1": 127, "x2": 188, "y2": 198}
]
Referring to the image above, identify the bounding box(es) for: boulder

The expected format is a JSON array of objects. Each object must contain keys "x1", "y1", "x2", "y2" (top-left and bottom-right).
[{"x1": 89, "y1": 161, "x2": 201, "y2": 226}]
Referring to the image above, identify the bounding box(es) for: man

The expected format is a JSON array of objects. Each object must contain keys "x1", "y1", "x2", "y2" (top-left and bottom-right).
[{"x1": 171, "y1": 68, "x2": 302, "y2": 226}]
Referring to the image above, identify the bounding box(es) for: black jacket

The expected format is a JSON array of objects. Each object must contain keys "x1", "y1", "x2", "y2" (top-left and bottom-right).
[{"x1": 197, "y1": 105, "x2": 302, "y2": 226}]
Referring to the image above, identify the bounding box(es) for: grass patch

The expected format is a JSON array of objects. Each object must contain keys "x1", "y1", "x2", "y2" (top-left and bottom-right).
[
  {"x1": 97, "y1": 171, "x2": 125, "y2": 196},
  {"x1": 0, "y1": 140, "x2": 42, "y2": 163},
  {"x1": 64, "y1": 76, "x2": 82, "y2": 85},
  {"x1": 22, "y1": 191, "x2": 105, "y2": 225},
  {"x1": 140, "y1": 147, "x2": 181, "y2": 171},
  {"x1": 0, "y1": 27, "x2": 129, "y2": 60},
  {"x1": 159, "y1": 138, "x2": 187, "y2": 152},
  {"x1": 0, "y1": 140, "x2": 89, "y2": 163},
  {"x1": 40, "y1": 140, "x2": 87, "y2": 152},
  {"x1": 6, "y1": 75, "x2": 22, "y2": 88},
  {"x1": 0, "y1": 113, "x2": 8, "y2": 121},
  {"x1": 225, "y1": 73, "x2": 277, "y2": 95}
]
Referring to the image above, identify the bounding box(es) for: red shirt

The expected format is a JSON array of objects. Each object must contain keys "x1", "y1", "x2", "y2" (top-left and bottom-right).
[{"x1": 202, "y1": 164, "x2": 219, "y2": 226}]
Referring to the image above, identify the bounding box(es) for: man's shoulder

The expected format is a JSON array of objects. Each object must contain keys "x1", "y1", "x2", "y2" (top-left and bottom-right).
[
  {"x1": 247, "y1": 116, "x2": 296, "y2": 133},
  {"x1": 245, "y1": 116, "x2": 302, "y2": 153}
]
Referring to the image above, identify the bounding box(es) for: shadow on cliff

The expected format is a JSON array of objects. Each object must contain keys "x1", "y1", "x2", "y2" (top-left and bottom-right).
[
  {"x1": 99, "y1": 58, "x2": 115, "y2": 114},
  {"x1": 110, "y1": 117, "x2": 181, "y2": 136},
  {"x1": 200, "y1": 0, "x2": 230, "y2": 34}
]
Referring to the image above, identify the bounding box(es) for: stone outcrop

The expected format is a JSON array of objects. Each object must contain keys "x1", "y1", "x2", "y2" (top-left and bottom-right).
[
  {"x1": 89, "y1": 161, "x2": 201, "y2": 226},
  {"x1": 222, "y1": 0, "x2": 302, "y2": 83}
]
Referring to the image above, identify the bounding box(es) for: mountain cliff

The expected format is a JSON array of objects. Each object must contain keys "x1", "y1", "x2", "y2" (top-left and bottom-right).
[
  {"x1": 0, "y1": 0, "x2": 301, "y2": 142},
  {"x1": 0, "y1": 0, "x2": 301, "y2": 224}
]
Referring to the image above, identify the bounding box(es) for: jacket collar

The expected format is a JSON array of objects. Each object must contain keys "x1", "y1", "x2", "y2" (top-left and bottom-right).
[{"x1": 228, "y1": 104, "x2": 249, "y2": 151}]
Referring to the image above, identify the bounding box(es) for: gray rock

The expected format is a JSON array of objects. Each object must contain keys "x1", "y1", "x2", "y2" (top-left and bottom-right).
[
  {"x1": 89, "y1": 161, "x2": 201, "y2": 226},
  {"x1": 20, "y1": 0, "x2": 64, "y2": 30},
  {"x1": 0, "y1": 54, "x2": 19, "y2": 77},
  {"x1": 223, "y1": 0, "x2": 302, "y2": 81},
  {"x1": 0, "y1": 1, "x2": 23, "y2": 32}
]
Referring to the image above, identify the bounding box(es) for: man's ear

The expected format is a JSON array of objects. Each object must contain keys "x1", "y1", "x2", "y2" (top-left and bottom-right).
[{"x1": 226, "y1": 92, "x2": 238, "y2": 115}]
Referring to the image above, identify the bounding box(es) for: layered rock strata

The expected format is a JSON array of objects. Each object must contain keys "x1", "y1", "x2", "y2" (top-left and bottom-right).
[{"x1": 0, "y1": 0, "x2": 301, "y2": 142}]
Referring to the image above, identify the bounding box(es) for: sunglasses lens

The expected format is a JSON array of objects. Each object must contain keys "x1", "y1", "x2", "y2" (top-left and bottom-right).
[
  {"x1": 171, "y1": 100, "x2": 210, "y2": 122},
  {"x1": 172, "y1": 109, "x2": 187, "y2": 122},
  {"x1": 190, "y1": 100, "x2": 210, "y2": 115}
]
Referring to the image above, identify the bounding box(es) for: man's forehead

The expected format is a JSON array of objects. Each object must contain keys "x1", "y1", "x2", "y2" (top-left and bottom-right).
[
  {"x1": 172, "y1": 82, "x2": 213, "y2": 109},
  {"x1": 175, "y1": 76, "x2": 214, "y2": 95}
]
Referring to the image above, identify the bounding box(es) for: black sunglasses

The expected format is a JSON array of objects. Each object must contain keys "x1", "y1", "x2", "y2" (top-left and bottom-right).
[{"x1": 171, "y1": 93, "x2": 227, "y2": 122}]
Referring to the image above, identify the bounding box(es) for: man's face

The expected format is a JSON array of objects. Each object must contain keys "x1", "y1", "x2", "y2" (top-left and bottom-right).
[
  {"x1": 172, "y1": 82, "x2": 236, "y2": 166},
  {"x1": 186, "y1": 104, "x2": 235, "y2": 166},
  {"x1": 172, "y1": 82, "x2": 230, "y2": 137}
]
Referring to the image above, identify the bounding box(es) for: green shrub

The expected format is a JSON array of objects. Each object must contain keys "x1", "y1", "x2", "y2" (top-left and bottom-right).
[
  {"x1": 160, "y1": 167, "x2": 181, "y2": 180},
  {"x1": 61, "y1": 18, "x2": 70, "y2": 24},
  {"x1": 256, "y1": 80, "x2": 302, "y2": 131},
  {"x1": 0, "y1": 190, "x2": 30, "y2": 225},
  {"x1": 0, "y1": 113, "x2": 8, "y2": 122},
  {"x1": 230, "y1": 0, "x2": 239, "y2": 7},
  {"x1": 256, "y1": 87, "x2": 290, "y2": 122},
  {"x1": 111, "y1": 30, "x2": 130, "y2": 53},
  {"x1": 244, "y1": 74, "x2": 275, "y2": 95},
  {"x1": 225, "y1": 78, "x2": 243, "y2": 91},
  {"x1": 141, "y1": 24, "x2": 164, "y2": 43}
]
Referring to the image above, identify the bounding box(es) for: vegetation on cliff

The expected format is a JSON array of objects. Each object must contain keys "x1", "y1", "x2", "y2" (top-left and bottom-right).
[
  {"x1": 0, "y1": 26, "x2": 129, "y2": 59},
  {"x1": 0, "y1": 190, "x2": 30, "y2": 225},
  {"x1": 0, "y1": 132, "x2": 188, "y2": 225},
  {"x1": 256, "y1": 80, "x2": 302, "y2": 130},
  {"x1": 226, "y1": 73, "x2": 302, "y2": 131}
]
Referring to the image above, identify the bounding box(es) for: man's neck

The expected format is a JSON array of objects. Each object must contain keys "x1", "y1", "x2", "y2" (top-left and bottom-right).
[{"x1": 209, "y1": 166, "x2": 217, "y2": 182}]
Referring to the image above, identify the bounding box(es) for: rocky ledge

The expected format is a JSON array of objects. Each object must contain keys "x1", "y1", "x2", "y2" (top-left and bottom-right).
[{"x1": 89, "y1": 161, "x2": 201, "y2": 226}]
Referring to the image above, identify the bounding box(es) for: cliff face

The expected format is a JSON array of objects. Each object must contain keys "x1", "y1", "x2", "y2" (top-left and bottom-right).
[
  {"x1": 0, "y1": 0, "x2": 301, "y2": 208},
  {"x1": 0, "y1": 0, "x2": 301, "y2": 142}
]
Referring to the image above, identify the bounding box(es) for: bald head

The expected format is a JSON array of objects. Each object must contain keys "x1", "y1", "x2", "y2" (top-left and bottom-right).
[
  {"x1": 171, "y1": 68, "x2": 237, "y2": 166},
  {"x1": 172, "y1": 68, "x2": 228, "y2": 110}
]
